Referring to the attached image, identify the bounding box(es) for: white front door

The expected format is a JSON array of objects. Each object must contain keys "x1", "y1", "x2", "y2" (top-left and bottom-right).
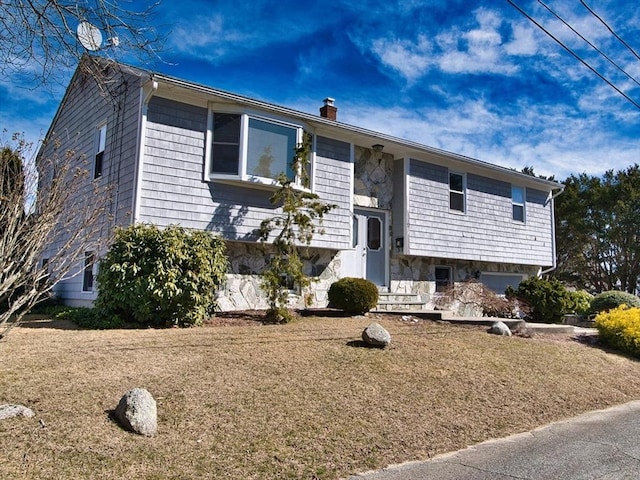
[{"x1": 341, "y1": 208, "x2": 387, "y2": 286}]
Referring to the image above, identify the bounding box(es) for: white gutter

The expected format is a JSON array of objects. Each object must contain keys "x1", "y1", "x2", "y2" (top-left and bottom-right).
[
  {"x1": 540, "y1": 186, "x2": 566, "y2": 276},
  {"x1": 132, "y1": 79, "x2": 158, "y2": 223}
]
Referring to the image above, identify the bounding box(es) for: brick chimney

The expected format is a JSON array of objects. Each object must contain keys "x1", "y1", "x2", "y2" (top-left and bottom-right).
[{"x1": 320, "y1": 97, "x2": 337, "y2": 120}]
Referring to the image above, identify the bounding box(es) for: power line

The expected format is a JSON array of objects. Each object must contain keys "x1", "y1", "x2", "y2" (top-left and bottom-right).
[
  {"x1": 507, "y1": 0, "x2": 640, "y2": 111},
  {"x1": 537, "y1": 0, "x2": 640, "y2": 89},
  {"x1": 580, "y1": 0, "x2": 640, "y2": 63}
]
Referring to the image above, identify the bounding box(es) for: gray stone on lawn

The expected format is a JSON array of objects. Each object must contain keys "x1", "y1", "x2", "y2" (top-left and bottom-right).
[
  {"x1": 488, "y1": 321, "x2": 512, "y2": 337},
  {"x1": 0, "y1": 404, "x2": 35, "y2": 421},
  {"x1": 362, "y1": 322, "x2": 391, "y2": 347},
  {"x1": 115, "y1": 388, "x2": 157, "y2": 436}
]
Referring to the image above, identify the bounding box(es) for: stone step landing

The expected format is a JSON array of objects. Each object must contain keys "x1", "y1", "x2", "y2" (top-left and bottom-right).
[{"x1": 375, "y1": 292, "x2": 427, "y2": 311}]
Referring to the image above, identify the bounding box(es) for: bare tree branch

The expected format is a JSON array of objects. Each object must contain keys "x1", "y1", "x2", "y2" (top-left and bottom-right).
[
  {"x1": 0, "y1": 133, "x2": 113, "y2": 339},
  {"x1": 0, "y1": 1, "x2": 164, "y2": 89}
]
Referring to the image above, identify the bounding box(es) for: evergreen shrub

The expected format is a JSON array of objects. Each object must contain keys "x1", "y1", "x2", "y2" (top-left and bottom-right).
[
  {"x1": 505, "y1": 276, "x2": 573, "y2": 323},
  {"x1": 590, "y1": 290, "x2": 640, "y2": 315},
  {"x1": 595, "y1": 305, "x2": 640, "y2": 358},
  {"x1": 327, "y1": 277, "x2": 379, "y2": 315},
  {"x1": 96, "y1": 224, "x2": 227, "y2": 327}
]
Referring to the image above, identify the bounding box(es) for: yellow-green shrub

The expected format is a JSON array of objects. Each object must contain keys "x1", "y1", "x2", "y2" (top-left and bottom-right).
[{"x1": 594, "y1": 305, "x2": 640, "y2": 358}]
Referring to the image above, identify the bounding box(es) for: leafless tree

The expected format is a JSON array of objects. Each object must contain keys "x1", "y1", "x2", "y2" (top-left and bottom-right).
[
  {"x1": 434, "y1": 279, "x2": 526, "y2": 318},
  {"x1": 0, "y1": 0, "x2": 163, "y2": 88},
  {"x1": 0, "y1": 134, "x2": 112, "y2": 339}
]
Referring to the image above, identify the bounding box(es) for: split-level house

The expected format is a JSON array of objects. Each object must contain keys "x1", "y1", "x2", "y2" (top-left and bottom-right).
[{"x1": 40, "y1": 58, "x2": 563, "y2": 312}]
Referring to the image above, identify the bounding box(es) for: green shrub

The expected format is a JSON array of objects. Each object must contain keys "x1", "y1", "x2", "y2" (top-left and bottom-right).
[
  {"x1": 595, "y1": 305, "x2": 640, "y2": 358},
  {"x1": 569, "y1": 290, "x2": 593, "y2": 316},
  {"x1": 55, "y1": 307, "x2": 123, "y2": 329},
  {"x1": 505, "y1": 276, "x2": 573, "y2": 323},
  {"x1": 327, "y1": 277, "x2": 379, "y2": 315},
  {"x1": 590, "y1": 290, "x2": 640, "y2": 315},
  {"x1": 96, "y1": 224, "x2": 228, "y2": 327}
]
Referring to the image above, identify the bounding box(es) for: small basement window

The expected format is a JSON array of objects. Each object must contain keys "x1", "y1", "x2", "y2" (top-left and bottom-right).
[{"x1": 435, "y1": 266, "x2": 452, "y2": 293}]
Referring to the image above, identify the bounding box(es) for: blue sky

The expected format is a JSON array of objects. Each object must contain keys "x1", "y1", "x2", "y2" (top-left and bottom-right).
[{"x1": 3, "y1": 0, "x2": 640, "y2": 180}]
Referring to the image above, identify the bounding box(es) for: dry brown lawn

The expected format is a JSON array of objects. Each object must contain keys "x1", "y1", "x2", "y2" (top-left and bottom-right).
[{"x1": 2, "y1": 312, "x2": 640, "y2": 479}]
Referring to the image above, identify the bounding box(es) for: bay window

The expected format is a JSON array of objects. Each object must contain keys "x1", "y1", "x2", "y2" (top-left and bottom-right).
[{"x1": 206, "y1": 108, "x2": 306, "y2": 186}]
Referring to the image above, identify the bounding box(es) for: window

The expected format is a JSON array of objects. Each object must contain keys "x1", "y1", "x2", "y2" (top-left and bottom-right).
[
  {"x1": 352, "y1": 215, "x2": 359, "y2": 248},
  {"x1": 367, "y1": 217, "x2": 381, "y2": 250},
  {"x1": 435, "y1": 267, "x2": 452, "y2": 293},
  {"x1": 41, "y1": 258, "x2": 50, "y2": 282},
  {"x1": 94, "y1": 124, "x2": 106, "y2": 179},
  {"x1": 480, "y1": 273, "x2": 525, "y2": 294},
  {"x1": 211, "y1": 113, "x2": 241, "y2": 174},
  {"x1": 82, "y1": 252, "x2": 95, "y2": 292},
  {"x1": 208, "y1": 110, "x2": 305, "y2": 186},
  {"x1": 512, "y1": 186, "x2": 525, "y2": 222},
  {"x1": 449, "y1": 172, "x2": 465, "y2": 212},
  {"x1": 247, "y1": 118, "x2": 296, "y2": 180}
]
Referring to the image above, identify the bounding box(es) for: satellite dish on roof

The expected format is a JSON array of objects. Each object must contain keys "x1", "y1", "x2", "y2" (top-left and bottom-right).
[{"x1": 77, "y1": 22, "x2": 103, "y2": 51}]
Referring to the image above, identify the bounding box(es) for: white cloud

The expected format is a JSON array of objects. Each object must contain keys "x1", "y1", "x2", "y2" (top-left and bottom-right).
[
  {"x1": 370, "y1": 35, "x2": 432, "y2": 82},
  {"x1": 505, "y1": 24, "x2": 539, "y2": 55}
]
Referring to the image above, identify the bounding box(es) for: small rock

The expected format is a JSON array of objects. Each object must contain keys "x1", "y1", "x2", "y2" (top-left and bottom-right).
[
  {"x1": 362, "y1": 322, "x2": 391, "y2": 347},
  {"x1": 488, "y1": 321, "x2": 512, "y2": 336},
  {"x1": 115, "y1": 388, "x2": 157, "y2": 436},
  {"x1": 0, "y1": 404, "x2": 35, "y2": 421}
]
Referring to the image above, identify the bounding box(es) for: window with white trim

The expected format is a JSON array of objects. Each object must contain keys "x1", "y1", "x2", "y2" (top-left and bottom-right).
[
  {"x1": 94, "y1": 123, "x2": 106, "y2": 179},
  {"x1": 82, "y1": 252, "x2": 95, "y2": 292},
  {"x1": 207, "y1": 110, "x2": 307, "y2": 187},
  {"x1": 449, "y1": 172, "x2": 465, "y2": 212},
  {"x1": 512, "y1": 186, "x2": 525, "y2": 222}
]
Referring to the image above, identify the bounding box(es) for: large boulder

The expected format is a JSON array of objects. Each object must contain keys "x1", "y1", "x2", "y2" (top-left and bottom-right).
[
  {"x1": 362, "y1": 322, "x2": 391, "y2": 347},
  {"x1": 488, "y1": 321, "x2": 512, "y2": 337},
  {"x1": 115, "y1": 388, "x2": 157, "y2": 436},
  {"x1": 0, "y1": 404, "x2": 35, "y2": 421}
]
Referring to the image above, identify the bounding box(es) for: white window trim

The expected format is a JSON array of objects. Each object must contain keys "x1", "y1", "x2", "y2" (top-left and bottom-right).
[
  {"x1": 449, "y1": 171, "x2": 466, "y2": 214},
  {"x1": 512, "y1": 185, "x2": 526, "y2": 223},
  {"x1": 204, "y1": 105, "x2": 308, "y2": 189},
  {"x1": 94, "y1": 121, "x2": 107, "y2": 179},
  {"x1": 81, "y1": 251, "x2": 97, "y2": 293}
]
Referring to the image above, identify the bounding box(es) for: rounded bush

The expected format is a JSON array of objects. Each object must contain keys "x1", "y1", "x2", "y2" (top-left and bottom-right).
[
  {"x1": 569, "y1": 290, "x2": 593, "y2": 316},
  {"x1": 505, "y1": 276, "x2": 573, "y2": 323},
  {"x1": 96, "y1": 224, "x2": 227, "y2": 327},
  {"x1": 327, "y1": 277, "x2": 379, "y2": 315},
  {"x1": 590, "y1": 290, "x2": 640, "y2": 315}
]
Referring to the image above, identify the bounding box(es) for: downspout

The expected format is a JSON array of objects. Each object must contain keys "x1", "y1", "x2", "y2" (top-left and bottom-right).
[
  {"x1": 540, "y1": 185, "x2": 565, "y2": 276},
  {"x1": 132, "y1": 78, "x2": 158, "y2": 223}
]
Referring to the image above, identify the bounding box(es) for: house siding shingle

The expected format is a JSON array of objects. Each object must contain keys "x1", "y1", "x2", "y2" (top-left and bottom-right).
[
  {"x1": 139, "y1": 99, "x2": 351, "y2": 248},
  {"x1": 407, "y1": 158, "x2": 553, "y2": 265}
]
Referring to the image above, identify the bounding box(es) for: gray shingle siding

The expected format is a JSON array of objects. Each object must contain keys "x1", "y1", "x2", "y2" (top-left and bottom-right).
[
  {"x1": 407, "y1": 159, "x2": 553, "y2": 265},
  {"x1": 139, "y1": 101, "x2": 351, "y2": 248},
  {"x1": 313, "y1": 136, "x2": 351, "y2": 249},
  {"x1": 41, "y1": 68, "x2": 142, "y2": 302}
]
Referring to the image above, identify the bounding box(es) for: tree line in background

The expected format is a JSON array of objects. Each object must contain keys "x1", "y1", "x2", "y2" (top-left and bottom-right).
[{"x1": 551, "y1": 164, "x2": 640, "y2": 295}]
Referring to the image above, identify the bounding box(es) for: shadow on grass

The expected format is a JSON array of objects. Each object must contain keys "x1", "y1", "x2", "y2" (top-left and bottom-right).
[
  {"x1": 346, "y1": 340, "x2": 387, "y2": 349},
  {"x1": 17, "y1": 315, "x2": 81, "y2": 330}
]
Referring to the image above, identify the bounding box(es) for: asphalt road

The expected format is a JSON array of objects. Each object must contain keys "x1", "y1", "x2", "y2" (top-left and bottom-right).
[{"x1": 348, "y1": 401, "x2": 640, "y2": 480}]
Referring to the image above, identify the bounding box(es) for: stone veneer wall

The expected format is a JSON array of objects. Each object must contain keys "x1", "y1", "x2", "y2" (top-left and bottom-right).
[
  {"x1": 389, "y1": 255, "x2": 540, "y2": 315},
  {"x1": 353, "y1": 146, "x2": 394, "y2": 209},
  {"x1": 215, "y1": 241, "x2": 342, "y2": 311}
]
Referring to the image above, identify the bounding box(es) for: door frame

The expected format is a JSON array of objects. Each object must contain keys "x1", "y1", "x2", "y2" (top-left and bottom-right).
[{"x1": 353, "y1": 207, "x2": 389, "y2": 288}]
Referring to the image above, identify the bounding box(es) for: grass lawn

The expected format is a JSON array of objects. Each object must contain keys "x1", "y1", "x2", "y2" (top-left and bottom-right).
[{"x1": 2, "y1": 313, "x2": 640, "y2": 479}]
